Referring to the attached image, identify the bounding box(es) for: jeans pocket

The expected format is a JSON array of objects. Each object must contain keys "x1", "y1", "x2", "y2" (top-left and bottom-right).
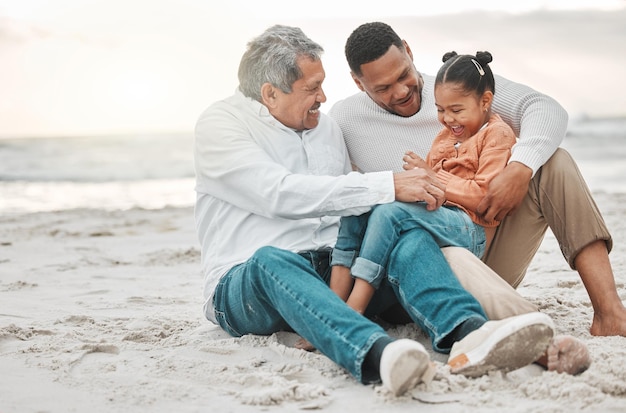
[{"x1": 214, "y1": 309, "x2": 242, "y2": 337}]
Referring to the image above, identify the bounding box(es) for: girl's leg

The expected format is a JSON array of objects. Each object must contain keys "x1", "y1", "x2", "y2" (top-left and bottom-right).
[
  {"x1": 352, "y1": 202, "x2": 485, "y2": 288},
  {"x1": 331, "y1": 213, "x2": 371, "y2": 300},
  {"x1": 331, "y1": 212, "x2": 371, "y2": 268}
]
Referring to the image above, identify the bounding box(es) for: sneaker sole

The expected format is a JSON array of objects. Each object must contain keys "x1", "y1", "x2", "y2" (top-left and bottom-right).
[
  {"x1": 448, "y1": 314, "x2": 554, "y2": 377},
  {"x1": 380, "y1": 340, "x2": 430, "y2": 396}
]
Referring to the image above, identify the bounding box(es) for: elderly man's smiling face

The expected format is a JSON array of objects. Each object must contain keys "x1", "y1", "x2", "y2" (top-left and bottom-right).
[{"x1": 266, "y1": 57, "x2": 327, "y2": 131}]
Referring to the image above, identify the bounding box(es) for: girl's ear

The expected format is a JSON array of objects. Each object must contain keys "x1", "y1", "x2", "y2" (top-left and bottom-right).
[
  {"x1": 260, "y1": 83, "x2": 278, "y2": 108},
  {"x1": 482, "y1": 90, "x2": 494, "y2": 112}
]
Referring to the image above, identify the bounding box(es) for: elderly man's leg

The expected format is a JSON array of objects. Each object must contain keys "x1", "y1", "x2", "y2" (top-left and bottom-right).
[{"x1": 213, "y1": 246, "x2": 432, "y2": 394}]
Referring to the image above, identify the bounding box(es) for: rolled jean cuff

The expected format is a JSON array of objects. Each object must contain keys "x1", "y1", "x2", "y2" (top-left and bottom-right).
[
  {"x1": 331, "y1": 248, "x2": 356, "y2": 267},
  {"x1": 351, "y1": 257, "x2": 385, "y2": 289}
]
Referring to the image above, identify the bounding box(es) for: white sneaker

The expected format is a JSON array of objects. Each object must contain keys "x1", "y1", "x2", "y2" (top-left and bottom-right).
[
  {"x1": 448, "y1": 312, "x2": 554, "y2": 377},
  {"x1": 379, "y1": 339, "x2": 431, "y2": 396}
]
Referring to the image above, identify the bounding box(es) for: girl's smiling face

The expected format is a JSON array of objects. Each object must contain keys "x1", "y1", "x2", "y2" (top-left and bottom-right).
[{"x1": 435, "y1": 82, "x2": 493, "y2": 142}]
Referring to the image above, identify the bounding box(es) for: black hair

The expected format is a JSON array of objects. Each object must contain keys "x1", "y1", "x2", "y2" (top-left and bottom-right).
[
  {"x1": 344, "y1": 22, "x2": 404, "y2": 76},
  {"x1": 435, "y1": 51, "x2": 495, "y2": 96}
]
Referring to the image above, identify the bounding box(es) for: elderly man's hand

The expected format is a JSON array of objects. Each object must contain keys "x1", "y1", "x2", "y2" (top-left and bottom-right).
[{"x1": 393, "y1": 168, "x2": 445, "y2": 210}]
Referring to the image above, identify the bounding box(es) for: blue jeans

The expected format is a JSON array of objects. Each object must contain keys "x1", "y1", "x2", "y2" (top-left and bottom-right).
[
  {"x1": 213, "y1": 231, "x2": 487, "y2": 383},
  {"x1": 333, "y1": 202, "x2": 486, "y2": 289}
]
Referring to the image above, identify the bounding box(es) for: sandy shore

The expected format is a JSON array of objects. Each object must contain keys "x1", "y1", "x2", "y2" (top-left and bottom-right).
[{"x1": 1, "y1": 191, "x2": 625, "y2": 412}]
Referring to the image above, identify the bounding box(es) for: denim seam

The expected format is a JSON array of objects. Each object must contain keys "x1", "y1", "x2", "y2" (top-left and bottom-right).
[
  {"x1": 356, "y1": 331, "x2": 388, "y2": 382},
  {"x1": 386, "y1": 272, "x2": 436, "y2": 340},
  {"x1": 251, "y1": 254, "x2": 373, "y2": 382}
]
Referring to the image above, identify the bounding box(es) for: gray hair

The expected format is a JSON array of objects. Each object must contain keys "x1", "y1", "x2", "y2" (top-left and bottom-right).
[{"x1": 238, "y1": 25, "x2": 324, "y2": 102}]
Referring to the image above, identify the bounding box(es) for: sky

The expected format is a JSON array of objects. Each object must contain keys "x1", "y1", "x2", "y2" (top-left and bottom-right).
[{"x1": 0, "y1": 0, "x2": 625, "y2": 138}]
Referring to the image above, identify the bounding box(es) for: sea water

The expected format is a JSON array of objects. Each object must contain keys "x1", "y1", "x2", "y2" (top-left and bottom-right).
[
  {"x1": 0, "y1": 118, "x2": 624, "y2": 216},
  {"x1": 560, "y1": 117, "x2": 626, "y2": 194},
  {"x1": 0, "y1": 132, "x2": 196, "y2": 215}
]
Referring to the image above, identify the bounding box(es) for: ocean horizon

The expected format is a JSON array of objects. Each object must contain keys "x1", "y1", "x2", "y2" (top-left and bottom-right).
[
  {"x1": 0, "y1": 132, "x2": 196, "y2": 215},
  {"x1": 0, "y1": 117, "x2": 624, "y2": 216}
]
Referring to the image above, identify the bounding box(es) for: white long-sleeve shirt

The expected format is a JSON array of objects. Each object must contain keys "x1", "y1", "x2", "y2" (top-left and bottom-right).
[
  {"x1": 194, "y1": 90, "x2": 394, "y2": 322},
  {"x1": 329, "y1": 74, "x2": 568, "y2": 176}
]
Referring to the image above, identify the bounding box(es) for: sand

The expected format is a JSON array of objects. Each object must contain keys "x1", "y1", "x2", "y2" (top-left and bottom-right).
[{"x1": 1, "y1": 191, "x2": 625, "y2": 412}]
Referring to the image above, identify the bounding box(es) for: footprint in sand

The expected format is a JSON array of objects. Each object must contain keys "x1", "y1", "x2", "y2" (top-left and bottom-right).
[
  {"x1": 69, "y1": 343, "x2": 121, "y2": 376},
  {"x1": 557, "y1": 280, "x2": 580, "y2": 289}
]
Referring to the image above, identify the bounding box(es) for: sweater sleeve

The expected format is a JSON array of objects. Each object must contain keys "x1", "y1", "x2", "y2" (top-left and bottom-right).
[{"x1": 492, "y1": 75, "x2": 568, "y2": 176}]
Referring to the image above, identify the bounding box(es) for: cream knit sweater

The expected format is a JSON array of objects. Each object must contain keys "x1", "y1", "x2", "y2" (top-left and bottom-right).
[{"x1": 329, "y1": 73, "x2": 568, "y2": 176}]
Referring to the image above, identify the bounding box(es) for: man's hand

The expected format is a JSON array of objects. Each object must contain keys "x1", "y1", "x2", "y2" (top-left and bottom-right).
[
  {"x1": 477, "y1": 161, "x2": 532, "y2": 221},
  {"x1": 393, "y1": 168, "x2": 445, "y2": 210}
]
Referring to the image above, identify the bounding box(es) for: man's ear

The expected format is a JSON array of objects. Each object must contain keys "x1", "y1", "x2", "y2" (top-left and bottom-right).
[
  {"x1": 403, "y1": 40, "x2": 414, "y2": 61},
  {"x1": 350, "y1": 72, "x2": 365, "y2": 92},
  {"x1": 260, "y1": 83, "x2": 278, "y2": 108}
]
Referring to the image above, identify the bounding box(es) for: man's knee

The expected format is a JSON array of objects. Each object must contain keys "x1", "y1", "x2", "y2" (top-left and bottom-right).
[
  {"x1": 538, "y1": 147, "x2": 577, "y2": 179},
  {"x1": 250, "y1": 246, "x2": 299, "y2": 270},
  {"x1": 546, "y1": 147, "x2": 573, "y2": 165},
  {"x1": 253, "y1": 245, "x2": 287, "y2": 261},
  {"x1": 252, "y1": 246, "x2": 318, "y2": 273}
]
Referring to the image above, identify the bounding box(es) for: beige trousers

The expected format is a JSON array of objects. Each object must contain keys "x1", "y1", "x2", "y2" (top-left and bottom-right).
[
  {"x1": 448, "y1": 148, "x2": 613, "y2": 320},
  {"x1": 483, "y1": 148, "x2": 612, "y2": 287},
  {"x1": 443, "y1": 247, "x2": 538, "y2": 319}
]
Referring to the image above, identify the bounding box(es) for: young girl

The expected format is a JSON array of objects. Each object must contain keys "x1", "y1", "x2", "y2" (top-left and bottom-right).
[{"x1": 329, "y1": 51, "x2": 517, "y2": 314}]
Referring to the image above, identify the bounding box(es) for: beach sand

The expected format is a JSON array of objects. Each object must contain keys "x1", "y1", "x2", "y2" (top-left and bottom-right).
[{"x1": 1, "y1": 191, "x2": 625, "y2": 412}]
